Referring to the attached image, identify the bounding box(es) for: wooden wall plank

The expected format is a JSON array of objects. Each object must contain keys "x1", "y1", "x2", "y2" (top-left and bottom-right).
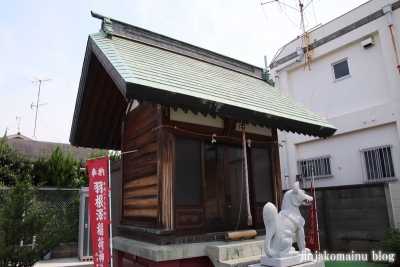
[
  {"x1": 124, "y1": 132, "x2": 157, "y2": 151},
  {"x1": 123, "y1": 142, "x2": 157, "y2": 162},
  {"x1": 122, "y1": 218, "x2": 157, "y2": 228},
  {"x1": 124, "y1": 208, "x2": 157, "y2": 218},
  {"x1": 125, "y1": 103, "x2": 156, "y2": 126},
  {"x1": 124, "y1": 185, "x2": 158, "y2": 199},
  {"x1": 124, "y1": 164, "x2": 157, "y2": 182},
  {"x1": 124, "y1": 116, "x2": 157, "y2": 138},
  {"x1": 125, "y1": 175, "x2": 157, "y2": 189},
  {"x1": 123, "y1": 151, "x2": 157, "y2": 169},
  {"x1": 124, "y1": 197, "x2": 158, "y2": 208},
  {"x1": 122, "y1": 102, "x2": 159, "y2": 228}
]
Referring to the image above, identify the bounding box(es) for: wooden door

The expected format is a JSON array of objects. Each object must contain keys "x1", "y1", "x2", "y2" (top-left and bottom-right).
[
  {"x1": 226, "y1": 146, "x2": 250, "y2": 231},
  {"x1": 204, "y1": 143, "x2": 227, "y2": 232},
  {"x1": 204, "y1": 144, "x2": 250, "y2": 232},
  {"x1": 175, "y1": 139, "x2": 275, "y2": 235}
]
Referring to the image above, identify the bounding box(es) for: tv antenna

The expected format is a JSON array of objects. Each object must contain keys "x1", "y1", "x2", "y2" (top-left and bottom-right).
[
  {"x1": 261, "y1": 0, "x2": 314, "y2": 69},
  {"x1": 26, "y1": 78, "x2": 51, "y2": 140},
  {"x1": 15, "y1": 115, "x2": 26, "y2": 133}
]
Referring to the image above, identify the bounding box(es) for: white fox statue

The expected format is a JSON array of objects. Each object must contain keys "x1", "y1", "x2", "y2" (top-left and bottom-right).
[{"x1": 263, "y1": 182, "x2": 313, "y2": 258}]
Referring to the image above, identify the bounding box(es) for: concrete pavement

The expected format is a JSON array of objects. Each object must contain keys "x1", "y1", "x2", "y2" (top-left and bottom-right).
[{"x1": 34, "y1": 257, "x2": 93, "y2": 267}]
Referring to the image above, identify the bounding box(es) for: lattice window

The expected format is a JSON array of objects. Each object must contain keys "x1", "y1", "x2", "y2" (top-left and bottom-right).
[
  {"x1": 297, "y1": 155, "x2": 332, "y2": 179},
  {"x1": 360, "y1": 145, "x2": 397, "y2": 183}
]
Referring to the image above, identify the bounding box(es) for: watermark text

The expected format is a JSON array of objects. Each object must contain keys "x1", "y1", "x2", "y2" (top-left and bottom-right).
[{"x1": 301, "y1": 251, "x2": 395, "y2": 263}]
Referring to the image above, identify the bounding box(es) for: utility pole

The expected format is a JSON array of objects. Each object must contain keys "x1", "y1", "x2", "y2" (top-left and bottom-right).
[{"x1": 26, "y1": 78, "x2": 50, "y2": 140}]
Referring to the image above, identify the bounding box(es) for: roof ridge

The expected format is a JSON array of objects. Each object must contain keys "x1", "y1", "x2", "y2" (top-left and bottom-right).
[{"x1": 90, "y1": 11, "x2": 272, "y2": 82}]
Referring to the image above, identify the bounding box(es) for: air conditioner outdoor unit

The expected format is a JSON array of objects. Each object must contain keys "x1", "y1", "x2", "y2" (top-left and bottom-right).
[{"x1": 361, "y1": 37, "x2": 374, "y2": 48}]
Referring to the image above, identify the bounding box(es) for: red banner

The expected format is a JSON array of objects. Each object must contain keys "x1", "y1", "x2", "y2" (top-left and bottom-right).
[
  {"x1": 87, "y1": 157, "x2": 111, "y2": 267},
  {"x1": 306, "y1": 181, "x2": 319, "y2": 252}
]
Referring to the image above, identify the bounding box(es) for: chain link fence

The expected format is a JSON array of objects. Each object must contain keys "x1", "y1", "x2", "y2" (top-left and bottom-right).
[
  {"x1": 0, "y1": 187, "x2": 80, "y2": 247},
  {"x1": 36, "y1": 188, "x2": 80, "y2": 243}
]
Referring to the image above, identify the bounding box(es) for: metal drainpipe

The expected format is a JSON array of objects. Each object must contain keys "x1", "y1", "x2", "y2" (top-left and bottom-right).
[
  {"x1": 272, "y1": 76, "x2": 290, "y2": 189},
  {"x1": 383, "y1": 4, "x2": 400, "y2": 74},
  {"x1": 280, "y1": 131, "x2": 290, "y2": 189},
  {"x1": 266, "y1": 55, "x2": 290, "y2": 189}
]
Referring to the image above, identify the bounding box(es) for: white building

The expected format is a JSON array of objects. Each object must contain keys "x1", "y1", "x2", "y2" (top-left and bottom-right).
[{"x1": 270, "y1": 0, "x2": 400, "y2": 191}]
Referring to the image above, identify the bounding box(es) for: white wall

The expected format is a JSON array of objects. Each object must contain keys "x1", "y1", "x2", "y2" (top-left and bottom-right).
[
  {"x1": 272, "y1": 0, "x2": 400, "y2": 189},
  {"x1": 296, "y1": 123, "x2": 400, "y2": 187},
  {"x1": 288, "y1": 32, "x2": 392, "y2": 119}
]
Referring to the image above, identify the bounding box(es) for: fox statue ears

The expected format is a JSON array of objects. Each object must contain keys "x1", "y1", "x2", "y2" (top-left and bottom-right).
[{"x1": 293, "y1": 182, "x2": 299, "y2": 195}]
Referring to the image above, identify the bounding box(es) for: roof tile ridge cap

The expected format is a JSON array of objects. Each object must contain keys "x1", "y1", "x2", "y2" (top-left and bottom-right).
[
  {"x1": 116, "y1": 25, "x2": 260, "y2": 70},
  {"x1": 91, "y1": 11, "x2": 265, "y2": 73},
  {"x1": 111, "y1": 32, "x2": 268, "y2": 82}
]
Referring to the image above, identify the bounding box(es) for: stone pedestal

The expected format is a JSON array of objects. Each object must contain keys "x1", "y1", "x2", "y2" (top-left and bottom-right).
[
  {"x1": 248, "y1": 253, "x2": 325, "y2": 267},
  {"x1": 260, "y1": 253, "x2": 312, "y2": 267}
]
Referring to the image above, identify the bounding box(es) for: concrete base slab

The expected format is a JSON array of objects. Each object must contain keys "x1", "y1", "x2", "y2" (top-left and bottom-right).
[
  {"x1": 34, "y1": 257, "x2": 93, "y2": 267},
  {"x1": 260, "y1": 254, "x2": 312, "y2": 267},
  {"x1": 249, "y1": 260, "x2": 324, "y2": 267}
]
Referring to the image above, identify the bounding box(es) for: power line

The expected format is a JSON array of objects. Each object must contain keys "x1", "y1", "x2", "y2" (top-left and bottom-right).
[
  {"x1": 37, "y1": 111, "x2": 59, "y2": 143},
  {"x1": 311, "y1": 0, "x2": 318, "y2": 26},
  {"x1": 278, "y1": 2, "x2": 302, "y2": 30},
  {"x1": 261, "y1": 0, "x2": 303, "y2": 30},
  {"x1": 38, "y1": 110, "x2": 69, "y2": 138},
  {"x1": 260, "y1": 0, "x2": 269, "y2": 21},
  {"x1": 303, "y1": 0, "x2": 314, "y2": 11},
  {"x1": 262, "y1": 0, "x2": 300, "y2": 11}
]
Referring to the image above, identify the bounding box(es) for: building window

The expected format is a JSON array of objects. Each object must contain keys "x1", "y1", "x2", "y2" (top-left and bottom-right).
[
  {"x1": 360, "y1": 145, "x2": 397, "y2": 183},
  {"x1": 332, "y1": 59, "x2": 350, "y2": 81},
  {"x1": 297, "y1": 155, "x2": 332, "y2": 179}
]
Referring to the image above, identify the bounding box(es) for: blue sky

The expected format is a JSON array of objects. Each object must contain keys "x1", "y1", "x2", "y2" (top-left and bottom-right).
[{"x1": 0, "y1": 0, "x2": 369, "y2": 144}]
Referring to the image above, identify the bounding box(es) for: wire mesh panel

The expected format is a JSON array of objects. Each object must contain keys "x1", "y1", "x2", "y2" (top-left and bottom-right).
[
  {"x1": 35, "y1": 188, "x2": 80, "y2": 243},
  {"x1": 0, "y1": 187, "x2": 80, "y2": 246}
]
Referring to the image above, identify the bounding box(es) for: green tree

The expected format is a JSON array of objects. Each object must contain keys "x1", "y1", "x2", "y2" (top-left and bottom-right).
[
  {"x1": 87, "y1": 149, "x2": 121, "y2": 163},
  {"x1": 0, "y1": 182, "x2": 63, "y2": 267},
  {"x1": 0, "y1": 135, "x2": 63, "y2": 267},
  {"x1": 33, "y1": 146, "x2": 87, "y2": 188},
  {"x1": 0, "y1": 134, "x2": 31, "y2": 186},
  {"x1": 376, "y1": 226, "x2": 400, "y2": 266}
]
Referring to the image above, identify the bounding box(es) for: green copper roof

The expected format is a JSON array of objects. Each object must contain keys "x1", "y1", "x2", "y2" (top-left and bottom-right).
[
  {"x1": 87, "y1": 32, "x2": 335, "y2": 137},
  {"x1": 70, "y1": 13, "x2": 337, "y2": 149}
]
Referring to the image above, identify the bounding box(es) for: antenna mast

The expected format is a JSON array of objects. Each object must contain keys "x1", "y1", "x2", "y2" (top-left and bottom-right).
[
  {"x1": 261, "y1": 0, "x2": 315, "y2": 69},
  {"x1": 16, "y1": 115, "x2": 26, "y2": 133},
  {"x1": 299, "y1": 0, "x2": 312, "y2": 70},
  {"x1": 27, "y1": 78, "x2": 50, "y2": 140}
]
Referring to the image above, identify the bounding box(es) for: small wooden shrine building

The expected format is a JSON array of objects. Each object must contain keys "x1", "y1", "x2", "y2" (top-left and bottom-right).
[{"x1": 70, "y1": 12, "x2": 336, "y2": 267}]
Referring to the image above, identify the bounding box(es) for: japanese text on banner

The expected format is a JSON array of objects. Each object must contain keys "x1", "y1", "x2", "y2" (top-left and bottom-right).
[{"x1": 87, "y1": 157, "x2": 111, "y2": 267}]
